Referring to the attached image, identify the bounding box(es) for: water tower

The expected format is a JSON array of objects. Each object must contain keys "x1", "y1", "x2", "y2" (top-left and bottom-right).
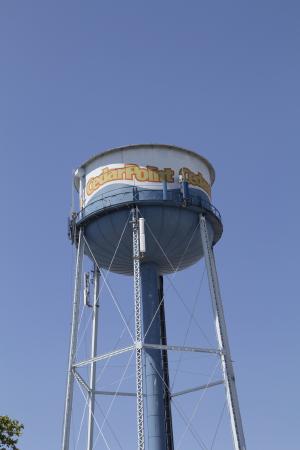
[{"x1": 62, "y1": 144, "x2": 246, "y2": 450}]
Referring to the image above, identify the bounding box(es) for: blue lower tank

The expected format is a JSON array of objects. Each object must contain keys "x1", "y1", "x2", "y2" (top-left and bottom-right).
[{"x1": 80, "y1": 186, "x2": 222, "y2": 275}]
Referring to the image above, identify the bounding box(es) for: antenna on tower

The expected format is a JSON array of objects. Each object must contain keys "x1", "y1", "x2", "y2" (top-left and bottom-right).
[{"x1": 83, "y1": 272, "x2": 92, "y2": 307}]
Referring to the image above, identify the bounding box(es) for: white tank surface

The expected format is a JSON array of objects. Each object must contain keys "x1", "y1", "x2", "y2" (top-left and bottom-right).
[
  {"x1": 75, "y1": 144, "x2": 215, "y2": 205},
  {"x1": 74, "y1": 144, "x2": 222, "y2": 275}
]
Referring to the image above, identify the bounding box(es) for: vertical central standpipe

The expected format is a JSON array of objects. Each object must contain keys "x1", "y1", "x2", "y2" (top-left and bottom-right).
[{"x1": 141, "y1": 262, "x2": 167, "y2": 450}]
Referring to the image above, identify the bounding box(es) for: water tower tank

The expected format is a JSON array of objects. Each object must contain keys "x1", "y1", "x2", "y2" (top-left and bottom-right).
[
  {"x1": 74, "y1": 144, "x2": 222, "y2": 275},
  {"x1": 62, "y1": 144, "x2": 247, "y2": 450}
]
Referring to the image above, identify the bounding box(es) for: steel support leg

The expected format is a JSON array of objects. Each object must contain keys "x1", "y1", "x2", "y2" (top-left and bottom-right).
[
  {"x1": 199, "y1": 215, "x2": 246, "y2": 450},
  {"x1": 132, "y1": 208, "x2": 145, "y2": 450},
  {"x1": 62, "y1": 228, "x2": 84, "y2": 450},
  {"x1": 87, "y1": 265, "x2": 100, "y2": 450}
]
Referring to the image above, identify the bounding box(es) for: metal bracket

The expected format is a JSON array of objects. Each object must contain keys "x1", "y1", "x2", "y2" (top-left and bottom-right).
[{"x1": 68, "y1": 212, "x2": 78, "y2": 245}]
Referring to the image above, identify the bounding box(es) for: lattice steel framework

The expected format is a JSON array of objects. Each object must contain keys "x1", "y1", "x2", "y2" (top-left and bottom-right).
[
  {"x1": 132, "y1": 207, "x2": 145, "y2": 450},
  {"x1": 62, "y1": 228, "x2": 84, "y2": 450},
  {"x1": 61, "y1": 210, "x2": 247, "y2": 450}
]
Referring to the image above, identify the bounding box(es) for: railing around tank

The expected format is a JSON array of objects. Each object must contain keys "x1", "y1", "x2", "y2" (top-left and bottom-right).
[{"x1": 77, "y1": 185, "x2": 222, "y2": 224}]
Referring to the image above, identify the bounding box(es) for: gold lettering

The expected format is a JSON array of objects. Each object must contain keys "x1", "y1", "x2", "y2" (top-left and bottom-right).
[
  {"x1": 147, "y1": 166, "x2": 160, "y2": 182},
  {"x1": 86, "y1": 179, "x2": 94, "y2": 196},
  {"x1": 86, "y1": 164, "x2": 177, "y2": 197},
  {"x1": 179, "y1": 167, "x2": 211, "y2": 196},
  {"x1": 135, "y1": 166, "x2": 148, "y2": 182},
  {"x1": 125, "y1": 164, "x2": 137, "y2": 180},
  {"x1": 117, "y1": 167, "x2": 126, "y2": 180},
  {"x1": 164, "y1": 168, "x2": 175, "y2": 183}
]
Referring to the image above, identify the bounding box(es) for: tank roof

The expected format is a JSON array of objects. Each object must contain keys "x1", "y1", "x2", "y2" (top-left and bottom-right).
[{"x1": 75, "y1": 144, "x2": 216, "y2": 184}]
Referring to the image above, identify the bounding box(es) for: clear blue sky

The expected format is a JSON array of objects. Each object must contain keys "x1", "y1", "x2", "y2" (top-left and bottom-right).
[{"x1": 1, "y1": 1, "x2": 299, "y2": 449}]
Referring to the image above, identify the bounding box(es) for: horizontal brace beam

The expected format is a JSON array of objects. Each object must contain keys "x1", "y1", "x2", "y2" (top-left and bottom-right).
[
  {"x1": 73, "y1": 369, "x2": 91, "y2": 393},
  {"x1": 143, "y1": 343, "x2": 221, "y2": 355},
  {"x1": 95, "y1": 390, "x2": 139, "y2": 397},
  {"x1": 73, "y1": 345, "x2": 135, "y2": 368},
  {"x1": 171, "y1": 380, "x2": 224, "y2": 398}
]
